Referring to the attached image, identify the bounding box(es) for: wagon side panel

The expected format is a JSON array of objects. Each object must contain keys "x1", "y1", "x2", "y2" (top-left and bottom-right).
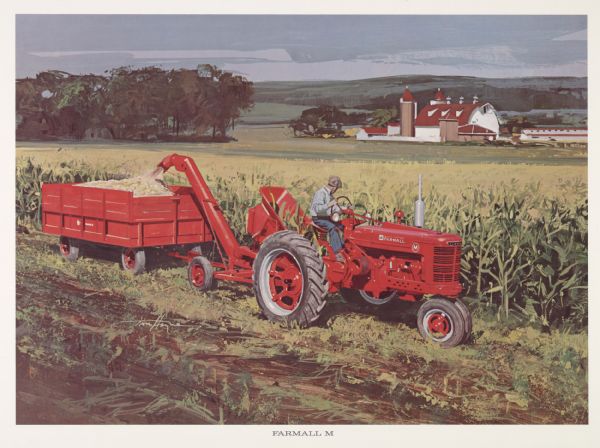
[
  {"x1": 42, "y1": 184, "x2": 212, "y2": 248},
  {"x1": 173, "y1": 187, "x2": 213, "y2": 245}
]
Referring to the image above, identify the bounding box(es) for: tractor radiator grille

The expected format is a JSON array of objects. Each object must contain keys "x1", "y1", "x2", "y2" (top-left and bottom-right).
[{"x1": 433, "y1": 245, "x2": 461, "y2": 282}]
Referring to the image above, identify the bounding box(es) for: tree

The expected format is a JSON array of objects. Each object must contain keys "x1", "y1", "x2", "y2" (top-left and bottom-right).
[
  {"x1": 103, "y1": 67, "x2": 170, "y2": 139},
  {"x1": 288, "y1": 105, "x2": 363, "y2": 137},
  {"x1": 370, "y1": 107, "x2": 397, "y2": 127},
  {"x1": 53, "y1": 74, "x2": 107, "y2": 138},
  {"x1": 200, "y1": 64, "x2": 254, "y2": 137},
  {"x1": 16, "y1": 71, "x2": 71, "y2": 137},
  {"x1": 16, "y1": 66, "x2": 255, "y2": 141},
  {"x1": 164, "y1": 69, "x2": 211, "y2": 137}
]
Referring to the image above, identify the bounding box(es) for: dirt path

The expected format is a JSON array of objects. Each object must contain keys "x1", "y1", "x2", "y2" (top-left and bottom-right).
[
  {"x1": 16, "y1": 270, "x2": 433, "y2": 424},
  {"x1": 16, "y1": 232, "x2": 587, "y2": 424}
]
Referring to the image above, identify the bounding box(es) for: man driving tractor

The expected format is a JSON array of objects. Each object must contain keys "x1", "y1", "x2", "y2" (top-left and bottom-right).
[{"x1": 310, "y1": 175, "x2": 345, "y2": 262}]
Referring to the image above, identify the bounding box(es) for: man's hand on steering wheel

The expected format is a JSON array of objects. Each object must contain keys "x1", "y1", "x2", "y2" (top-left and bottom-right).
[
  {"x1": 335, "y1": 196, "x2": 371, "y2": 218},
  {"x1": 328, "y1": 196, "x2": 350, "y2": 213},
  {"x1": 334, "y1": 195, "x2": 353, "y2": 211}
]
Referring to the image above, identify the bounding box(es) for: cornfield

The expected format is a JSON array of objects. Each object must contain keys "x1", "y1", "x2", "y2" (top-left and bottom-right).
[{"x1": 16, "y1": 158, "x2": 587, "y2": 332}]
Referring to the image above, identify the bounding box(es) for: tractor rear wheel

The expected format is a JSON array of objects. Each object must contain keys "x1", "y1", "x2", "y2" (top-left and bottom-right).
[
  {"x1": 59, "y1": 236, "x2": 79, "y2": 262},
  {"x1": 340, "y1": 288, "x2": 398, "y2": 309},
  {"x1": 253, "y1": 230, "x2": 328, "y2": 327},
  {"x1": 121, "y1": 248, "x2": 146, "y2": 275},
  {"x1": 416, "y1": 297, "x2": 467, "y2": 348},
  {"x1": 188, "y1": 256, "x2": 216, "y2": 292}
]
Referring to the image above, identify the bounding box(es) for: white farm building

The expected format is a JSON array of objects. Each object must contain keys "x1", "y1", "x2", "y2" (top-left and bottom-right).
[
  {"x1": 519, "y1": 128, "x2": 588, "y2": 143},
  {"x1": 357, "y1": 87, "x2": 500, "y2": 143}
]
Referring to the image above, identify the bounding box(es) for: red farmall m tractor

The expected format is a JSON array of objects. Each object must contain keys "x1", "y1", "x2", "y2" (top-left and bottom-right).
[{"x1": 42, "y1": 154, "x2": 471, "y2": 348}]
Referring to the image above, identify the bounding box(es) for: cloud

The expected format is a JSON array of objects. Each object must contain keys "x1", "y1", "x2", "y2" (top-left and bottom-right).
[
  {"x1": 553, "y1": 29, "x2": 587, "y2": 41},
  {"x1": 357, "y1": 45, "x2": 525, "y2": 67},
  {"x1": 29, "y1": 49, "x2": 292, "y2": 62}
]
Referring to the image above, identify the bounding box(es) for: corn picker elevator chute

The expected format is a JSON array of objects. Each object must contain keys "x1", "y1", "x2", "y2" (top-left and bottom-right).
[{"x1": 43, "y1": 153, "x2": 472, "y2": 348}]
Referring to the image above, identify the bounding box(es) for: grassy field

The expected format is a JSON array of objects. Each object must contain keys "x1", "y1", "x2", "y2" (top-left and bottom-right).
[
  {"x1": 238, "y1": 103, "x2": 371, "y2": 125},
  {"x1": 238, "y1": 103, "x2": 309, "y2": 124},
  {"x1": 17, "y1": 126, "x2": 588, "y2": 166},
  {"x1": 15, "y1": 128, "x2": 588, "y2": 424}
]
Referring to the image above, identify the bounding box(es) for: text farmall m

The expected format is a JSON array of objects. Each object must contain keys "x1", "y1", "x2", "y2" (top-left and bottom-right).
[{"x1": 42, "y1": 154, "x2": 471, "y2": 348}]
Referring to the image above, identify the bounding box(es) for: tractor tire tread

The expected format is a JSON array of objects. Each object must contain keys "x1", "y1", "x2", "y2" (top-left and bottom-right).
[
  {"x1": 454, "y1": 298, "x2": 473, "y2": 343},
  {"x1": 253, "y1": 230, "x2": 328, "y2": 327}
]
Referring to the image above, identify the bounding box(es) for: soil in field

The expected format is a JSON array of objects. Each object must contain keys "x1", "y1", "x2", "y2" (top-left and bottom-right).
[{"x1": 16, "y1": 232, "x2": 588, "y2": 424}]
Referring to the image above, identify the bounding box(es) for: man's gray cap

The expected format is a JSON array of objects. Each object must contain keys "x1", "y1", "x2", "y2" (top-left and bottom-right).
[{"x1": 328, "y1": 175, "x2": 342, "y2": 188}]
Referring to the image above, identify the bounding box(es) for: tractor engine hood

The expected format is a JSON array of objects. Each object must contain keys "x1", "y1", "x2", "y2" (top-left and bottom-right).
[{"x1": 348, "y1": 221, "x2": 461, "y2": 252}]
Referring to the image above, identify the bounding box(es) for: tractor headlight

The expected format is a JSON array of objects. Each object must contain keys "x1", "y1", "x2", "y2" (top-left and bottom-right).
[{"x1": 331, "y1": 212, "x2": 341, "y2": 223}]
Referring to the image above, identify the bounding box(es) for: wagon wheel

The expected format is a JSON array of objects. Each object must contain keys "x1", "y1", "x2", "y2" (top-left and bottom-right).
[
  {"x1": 121, "y1": 248, "x2": 146, "y2": 275},
  {"x1": 253, "y1": 230, "x2": 328, "y2": 327},
  {"x1": 189, "y1": 245, "x2": 203, "y2": 256},
  {"x1": 416, "y1": 297, "x2": 468, "y2": 348},
  {"x1": 59, "y1": 236, "x2": 79, "y2": 262},
  {"x1": 187, "y1": 256, "x2": 217, "y2": 292}
]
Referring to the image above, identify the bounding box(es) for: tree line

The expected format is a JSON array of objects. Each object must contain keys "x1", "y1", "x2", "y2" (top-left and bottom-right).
[
  {"x1": 288, "y1": 105, "x2": 408, "y2": 137},
  {"x1": 16, "y1": 65, "x2": 254, "y2": 141},
  {"x1": 288, "y1": 105, "x2": 368, "y2": 137}
]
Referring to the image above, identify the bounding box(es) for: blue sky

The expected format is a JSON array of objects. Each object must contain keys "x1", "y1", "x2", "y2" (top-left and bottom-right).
[{"x1": 16, "y1": 15, "x2": 587, "y2": 80}]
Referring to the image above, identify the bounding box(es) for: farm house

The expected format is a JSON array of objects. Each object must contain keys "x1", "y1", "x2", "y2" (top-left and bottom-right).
[{"x1": 357, "y1": 87, "x2": 500, "y2": 143}]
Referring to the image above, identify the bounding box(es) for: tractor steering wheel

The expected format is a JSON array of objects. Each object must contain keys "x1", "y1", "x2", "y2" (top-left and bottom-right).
[
  {"x1": 327, "y1": 196, "x2": 352, "y2": 223},
  {"x1": 335, "y1": 195, "x2": 371, "y2": 218},
  {"x1": 335, "y1": 195, "x2": 353, "y2": 209}
]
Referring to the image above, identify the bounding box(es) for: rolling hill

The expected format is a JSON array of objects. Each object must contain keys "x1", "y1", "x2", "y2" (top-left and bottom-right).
[{"x1": 252, "y1": 75, "x2": 587, "y2": 112}]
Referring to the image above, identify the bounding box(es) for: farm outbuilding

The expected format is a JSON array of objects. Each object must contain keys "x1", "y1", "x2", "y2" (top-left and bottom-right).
[
  {"x1": 357, "y1": 87, "x2": 500, "y2": 143},
  {"x1": 519, "y1": 127, "x2": 588, "y2": 143},
  {"x1": 355, "y1": 127, "x2": 389, "y2": 140}
]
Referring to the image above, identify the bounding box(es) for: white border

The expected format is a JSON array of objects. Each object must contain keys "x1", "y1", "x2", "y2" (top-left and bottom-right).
[{"x1": 2, "y1": 1, "x2": 597, "y2": 447}]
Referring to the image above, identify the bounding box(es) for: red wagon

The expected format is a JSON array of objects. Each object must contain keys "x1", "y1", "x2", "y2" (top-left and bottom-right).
[{"x1": 41, "y1": 182, "x2": 213, "y2": 274}]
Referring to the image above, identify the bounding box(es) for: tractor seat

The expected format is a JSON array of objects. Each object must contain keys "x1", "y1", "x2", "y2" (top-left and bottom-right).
[{"x1": 306, "y1": 217, "x2": 328, "y2": 239}]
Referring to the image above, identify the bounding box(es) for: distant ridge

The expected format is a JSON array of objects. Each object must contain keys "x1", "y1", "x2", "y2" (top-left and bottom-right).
[{"x1": 253, "y1": 75, "x2": 587, "y2": 111}]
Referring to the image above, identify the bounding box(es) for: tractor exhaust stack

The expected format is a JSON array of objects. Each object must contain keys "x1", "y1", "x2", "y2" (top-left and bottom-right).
[{"x1": 414, "y1": 174, "x2": 425, "y2": 228}]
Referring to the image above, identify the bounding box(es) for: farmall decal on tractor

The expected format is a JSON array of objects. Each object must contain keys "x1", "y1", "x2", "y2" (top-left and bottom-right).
[{"x1": 42, "y1": 153, "x2": 471, "y2": 348}]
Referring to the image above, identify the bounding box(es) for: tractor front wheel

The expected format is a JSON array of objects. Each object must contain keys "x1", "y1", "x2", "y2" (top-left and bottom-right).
[
  {"x1": 253, "y1": 230, "x2": 328, "y2": 327},
  {"x1": 416, "y1": 297, "x2": 468, "y2": 348},
  {"x1": 453, "y1": 298, "x2": 473, "y2": 343},
  {"x1": 188, "y1": 256, "x2": 216, "y2": 292},
  {"x1": 121, "y1": 248, "x2": 146, "y2": 275},
  {"x1": 59, "y1": 236, "x2": 79, "y2": 262}
]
